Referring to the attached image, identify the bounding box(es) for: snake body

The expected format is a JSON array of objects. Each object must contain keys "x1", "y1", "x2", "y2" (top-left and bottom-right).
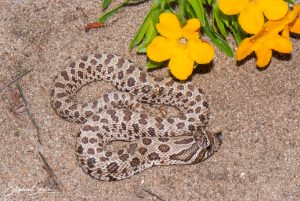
[{"x1": 50, "y1": 53, "x2": 222, "y2": 181}]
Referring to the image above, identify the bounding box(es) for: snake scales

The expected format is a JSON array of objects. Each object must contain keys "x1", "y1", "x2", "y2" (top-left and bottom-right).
[{"x1": 50, "y1": 53, "x2": 222, "y2": 181}]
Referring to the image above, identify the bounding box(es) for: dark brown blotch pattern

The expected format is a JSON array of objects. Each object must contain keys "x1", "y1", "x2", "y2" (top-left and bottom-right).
[
  {"x1": 82, "y1": 137, "x2": 88, "y2": 144},
  {"x1": 148, "y1": 127, "x2": 155, "y2": 136},
  {"x1": 147, "y1": 152, "x2": 160, "y2": 160},
  {"x1": 123, "y1": 110, "x2": 133, "y2": 121},
  {"x1": 130, "y1": 157, "x2": 140, "y2": 167},
  {"x1": 78, "y1": 71, "x2": 84, "y2": 79},
  {"x1": 79, "y1": 62, "x2": 85, "y2": 68},
  {"x1": 55, "y1": 82, "x2": 65, "y2": 88},
  {"x1": 158, "y1": 137, "x2": 169, "y2": 142},
  {"x1": 87, "y1": 148, "x2": 95, "y2": 155},
  {"x1": 127, "y1": 77, "x2": 136, "y2": 87},
  {"x1": 119, "y1": 154, "x2": 129, "y2": 162},
  {"x1": 138, "y1": 113, "x2": 148, "y2": 125},
  {"x1": 116, "y1": 58, "x2": 125, "y2": 68},
  {"x1": 90, "y1": 59, "x2": 97, "y2": 65},
  {"x1": 132, "y1": 123, "x2": 139, "y2": 133},
  {"x1": 142, "y1": 138, "x2": 152, "y2": 145},
  {"x1": 54, "y1": 101, "x2": 62, "y2": 109},
  {"x1": 87, "y1": 157, "x2": 96, "y2": 168},
  {"x1": 107, "y1": 162, "x2": 119, "y2": 173},
  {"x1": 126, "y1": 65, "x2": 135, "y2": 74},
  {"x1": 158, "y1": 144, "x2": 170, "y2": 152},
  {"x1": 92, "y1": 115, "x2": 100, "y2": 121},
  {"x1": 60, "y1": 71, "x2": 69, "y2": 81},
  {"x1": 77, "y1": 145, "x2": 83, "y2": 154},
  {"x1": 138, "y1": 147, "x2": 147, "y2": 155},
  {"x1": 174, "y1": 138, "x2": 194, "y2": 144}
]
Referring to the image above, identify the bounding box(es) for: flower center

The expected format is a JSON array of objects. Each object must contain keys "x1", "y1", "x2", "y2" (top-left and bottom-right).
[{"x1": 178, "y1": 37, "x2": 188, "y2": 46}]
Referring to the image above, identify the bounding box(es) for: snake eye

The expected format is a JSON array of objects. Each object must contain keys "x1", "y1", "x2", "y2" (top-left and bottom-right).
[
  {"x1": 206, "y1": 145, "x2": 212, "y2": 152},
  {"x1": 215, "y1": 131, "x2": 223, "y2": 141},
  {"x1": 214, "y1": 131, "x2": 223, "y2": 148}
]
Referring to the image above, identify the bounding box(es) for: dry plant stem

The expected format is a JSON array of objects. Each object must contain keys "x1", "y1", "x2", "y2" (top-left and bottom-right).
[
  {"x1": 84, "y1": 22, "x2": 104, "y2": 32},
  {"x1": 16, "y1": 83, "x2": 43, "y2": 144},
  {"x1": 0, "y1": 69, "x2": 32, "y2": 93},
  {"x1": 142, "y1": 188, "x2": 165, "y2": 201},
  {"x1": 38, "y1": 151, "x2": 61, "y2": 191},
  {"x1": 9, "y1": 89, "x2": 26, "y2": 116}
]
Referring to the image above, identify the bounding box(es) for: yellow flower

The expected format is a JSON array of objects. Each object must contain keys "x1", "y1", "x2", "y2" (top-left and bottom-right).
[
  {"x1": 236, "y1": 7, "x2": 298, "y2": 67},
  {"x1": 146, "y1": 12, "x2": 214, "y2": 80},
  {"x1": 290, "y1": 5, "x2": 300, "y2": 34},
  {"x1": 218, "y1": 0, "x2": 289, "y2": 34}
]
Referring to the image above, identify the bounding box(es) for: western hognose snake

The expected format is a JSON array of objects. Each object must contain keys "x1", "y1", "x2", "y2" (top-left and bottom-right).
[{"x1": 50, "y1": 53, "x2": 222, "y2": 181}]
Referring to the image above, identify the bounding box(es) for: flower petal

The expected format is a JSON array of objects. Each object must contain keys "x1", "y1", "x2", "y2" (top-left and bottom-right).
[
  {"x1": 239, "y1": 3, "x2": 264, "y2": 34},
  {"x1": 182, "y1": 19, "x2": 200, "y2": 40},
  {"x1": 236, "y1": 38, "x2": 254, "y2": 61},
  {"x1": 218, "y1": 0, "x2": 249, "y2": 15},
  {"x1": 146, "y1": 36, "x2": 173, "y2": 62},
  {"x1": 267, "y1": 34, "x2": 292, "y2": 54},
  {"x1": 281, "y1": 26, "x2": 290, "y2": 40},
  {"x1": 156, "y1": 12, "x2": 181, "y2": 39},
  {"x1": 290, "y1": 16, "x2": 300, "y2": 34},
  {"x1": 168, "y1": 49, "x2": 194, "y2": 80},
  {"x1": 188, "y1": 39, "x2": 214, "y2": 64},
  {"x1": 261, "y1": 0, "x2": 288, "y2": 20},
  {"x1": 255, "y1": 47, "x2": 272, "y2": 67}
]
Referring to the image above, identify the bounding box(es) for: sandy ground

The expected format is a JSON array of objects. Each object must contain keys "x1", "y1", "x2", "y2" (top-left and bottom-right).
[{"x1": 0, "y1": 1, "x2": 299, "y2": 200}]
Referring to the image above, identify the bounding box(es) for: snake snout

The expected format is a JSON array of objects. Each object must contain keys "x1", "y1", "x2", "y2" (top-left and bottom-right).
[
  {"x1": 195, "y1": 129, "x2": 222, "y2": 152},
  {"x1": 204, "y1": 131, "x2": 223, "y2": 156},
  {"x1": 211, "y1": 131, "x2": 223, "y2": 151}
]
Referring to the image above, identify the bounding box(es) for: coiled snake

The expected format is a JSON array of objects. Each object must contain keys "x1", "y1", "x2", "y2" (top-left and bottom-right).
[{"x1": 50, "y1": 53, "x2": 222, "y2": 181}]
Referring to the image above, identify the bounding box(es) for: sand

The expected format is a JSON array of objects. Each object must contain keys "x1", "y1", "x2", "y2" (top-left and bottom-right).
[{"x1": 0, "y1": 1, "x2": 299, "y2": 200}]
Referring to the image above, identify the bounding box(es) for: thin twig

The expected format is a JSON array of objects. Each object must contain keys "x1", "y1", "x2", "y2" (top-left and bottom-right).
[
  {"x1": 0, "y1": 69, "x2": 32, "y2": 93},
  {"x1": 38, "y1": 151, "x2": 61, "y2": 191},
  {"x1": 85, "y1": 22, "x2": 104, "y2": 32},
  {"x1": 75, "y1": 6, "x2": 89, "y2": 19},
  {"x1": 142, "y1": 188, "x2": 165, "y2": 201},
  {"x1": 16, "y1": 83, "x2": 42, "y2": 144}
]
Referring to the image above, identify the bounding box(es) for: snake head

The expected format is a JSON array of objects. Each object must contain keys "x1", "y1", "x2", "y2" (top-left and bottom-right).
[
  {"x1": 207, "y1": 131, "x2": 223, "y2": 153},
  {"x1": 193, "y1": 129, "x2": 223, "y2": 163}
]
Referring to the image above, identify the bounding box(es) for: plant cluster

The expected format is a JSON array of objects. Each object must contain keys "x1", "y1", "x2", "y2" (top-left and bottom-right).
[{"x1": 99, "y1": 0, "x2": 299, "y2": 80}]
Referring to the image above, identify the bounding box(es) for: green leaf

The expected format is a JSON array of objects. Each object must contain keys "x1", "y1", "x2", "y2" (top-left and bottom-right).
[
  {"x1": 129, "y1": 2, "x2": 161, "y2": 50},
  {"x1": 98, "y1": 0, "x2": 129, "y2": 23},
  {"x1": 130, "y1": 15, "x2": 151, "y2": 50},
  {"x1": 187, "y1": 0, "x2": 205, "y2": 25},
  {"x1": 127, "y1": 0, "x2": 153, "y2": 4},
  {"x1": 213, "y1": 3, "x2": 230, "y2": 36},
  {"x1": 130, "y1": 14, "x2": 154, "y2": 50},
  {"x1": 229, "y1": 18, "x2": 249, "y2": 44},
  {"x1": 187, "y1": 0, "x2": 233, "y2": 56},
  {"x1": 177, "y1": 0, "x2": 186, "y2": 24},
  {"x1": 203, "y1": 26, "x2": 234, "y2": 57},
  {"x1": 205, "y1": 0, "x2": 213, "y2": 5},
  {"x1": 136, "y1": 18, "x2": 158, "y2": 53},
  {"x1": 147, "y1": 60, "x2": 165, "y2": 69},
  {"x1": 211, "y1": 2, "x2": 248, "y2": 45},
  {"x1": 161, "y1": 0, "x2": 167, "y2": 10},
  {"x1": 186, "y1": 2, "x2": 197, "y2": 18},
  {"x1": 203, "y1": 12, "x2": 234, "y2": 57},
  {"x1": 102, "y1": 0, "x2": 112, "y2": 10},
  {"x1": 212, "y1": 5, "x2": 227, "y2": 37},
  {"x1": 283, "y1": 0, "x2": 294, "y2": 4}
]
